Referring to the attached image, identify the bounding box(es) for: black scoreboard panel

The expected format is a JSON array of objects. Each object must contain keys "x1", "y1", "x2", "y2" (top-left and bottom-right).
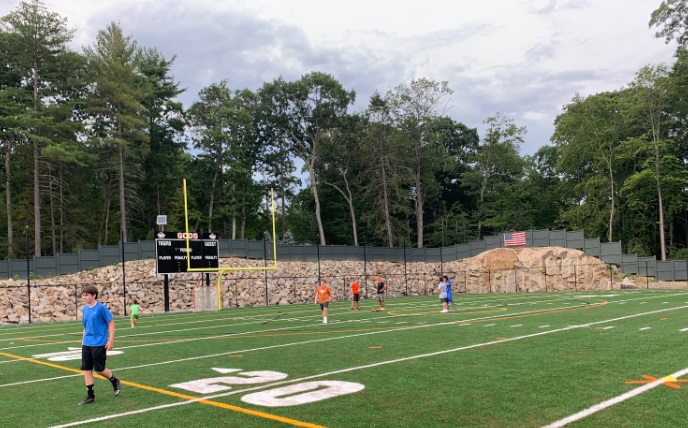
[{"x1": 155, "y1": 238, "x2": 219, "y2": 274}]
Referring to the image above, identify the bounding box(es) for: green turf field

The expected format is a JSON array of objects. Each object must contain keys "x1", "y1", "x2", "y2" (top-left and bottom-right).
[{"x1": 2, "y1": 289, "x2": 688, "y2": 427}]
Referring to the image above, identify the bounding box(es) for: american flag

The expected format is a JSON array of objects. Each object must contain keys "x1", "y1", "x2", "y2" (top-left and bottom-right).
[{"x1": 504, "y1": 231, "x2": 526, "y2": 247}]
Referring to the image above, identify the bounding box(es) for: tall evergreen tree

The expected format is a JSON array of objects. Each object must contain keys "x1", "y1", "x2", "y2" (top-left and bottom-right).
[
  {"x1": 1, "y1": 0, "x2": 75, "y2": 255},
  {"x1": 84, "y1": 22, "x2": 147, "y2": 244}
]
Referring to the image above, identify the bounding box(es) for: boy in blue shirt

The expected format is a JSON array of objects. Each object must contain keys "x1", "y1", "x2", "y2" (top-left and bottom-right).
[
  {"x1": 444, "y1": 275, "x2": 457, "y2": 310},
  {"x1": 79, "y1": 285, "x2": 121, "y2": 405}
]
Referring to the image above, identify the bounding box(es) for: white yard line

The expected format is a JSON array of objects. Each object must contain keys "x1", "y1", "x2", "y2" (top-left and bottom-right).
[
  {"x1": 542, "y1": 367, "x2": 688, "y2": 428},
  {"x1": 47, "y1": 304, "x2": 688, "y2": 427}
]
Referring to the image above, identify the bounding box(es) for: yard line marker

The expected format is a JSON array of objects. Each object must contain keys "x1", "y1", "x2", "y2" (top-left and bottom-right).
[
  {"x1": 510, "y1": 324, "x2": 522, "y2": 328},
  {"x1": 539, "y1": 325, "x2": 550, "y2": 328},
  {"x1": 543, "y1": 367, "x2": 688, "y2": 428},
  {"x1": 680, "y1": 328, "x2": 688, "y2": 332},
  {"x1": 484, "y1": 323, "x2": 496, "y2": 327},
  {"x1": 603, "y1": 326, "x2": 614, "y2": 330},
  {"x1": 639, "y1": 327, "x2": 651, "y2": 331}
]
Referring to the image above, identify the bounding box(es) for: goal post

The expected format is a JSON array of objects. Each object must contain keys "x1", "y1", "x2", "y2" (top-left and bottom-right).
[{"x1": 193, "y1": 285, "x2": 219, "y2": 312}]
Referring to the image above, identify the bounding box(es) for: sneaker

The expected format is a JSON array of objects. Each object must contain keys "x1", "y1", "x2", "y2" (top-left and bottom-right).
[
  {"x1": 440, "y1": 309, "x2": 448, "y2": 313},
  {"x1": 79, "y1": 396, "x2": 95, "y2": 405},
  {"x1": 380, "y1": 308, "x2": 385, "y2": 311},
  {"x1": 112, "y1": 377, "x2": 121, "y2": 396},
  {"x1": 323, "y1": 320, "x2": 327, "y2": 324}
]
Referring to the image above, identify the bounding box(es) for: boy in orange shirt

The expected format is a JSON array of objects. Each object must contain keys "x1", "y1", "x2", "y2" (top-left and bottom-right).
[
  {"x1": 314, "y1": 279, "x2": 333, "y2": 324},
  {"x1": 350, "y1": 279, "x2": 360, "y2": 311}
]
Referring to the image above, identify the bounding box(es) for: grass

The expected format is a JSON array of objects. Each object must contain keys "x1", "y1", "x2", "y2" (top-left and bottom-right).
[{"x1": 1, "y1": 289, "x2": 688, "y2": 427}]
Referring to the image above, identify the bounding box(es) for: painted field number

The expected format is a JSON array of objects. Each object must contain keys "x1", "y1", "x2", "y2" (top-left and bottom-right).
[{"x1": 170, "y1": 368, "x2": 364, "y2": 406}]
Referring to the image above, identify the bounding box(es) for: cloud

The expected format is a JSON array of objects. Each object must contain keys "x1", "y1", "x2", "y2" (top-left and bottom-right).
[{"x1": 0, "y1": 0, "x2": 677, "y2": 156}]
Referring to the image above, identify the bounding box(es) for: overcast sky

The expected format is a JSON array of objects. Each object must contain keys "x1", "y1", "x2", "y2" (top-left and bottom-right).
[{"x1": 1, "y1": 0, "x2": 678, "y2": 154}]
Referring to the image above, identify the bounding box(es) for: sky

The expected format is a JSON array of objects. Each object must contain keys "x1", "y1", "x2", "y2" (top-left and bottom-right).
[{"x1": 0, "y1": 0, "x2": 679, "y2": 154}]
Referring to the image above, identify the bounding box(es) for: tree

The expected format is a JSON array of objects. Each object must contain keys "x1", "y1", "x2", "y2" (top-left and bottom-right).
[
  {"x1": 1, "y1": 0, "x2": 75, "y2": 255},
  {"x1": 650, "y1": 0, "x2": 688, "y2": 46},
  {"x1": 360, "y1": 93, "x2": 410, "y2": 247},
  {"x1": 136, "y1": 48, "x2": 186, "y2": 239},
  {"x1": 622, "y1": 64, "x2": 688, "y2": 260},
  {"x1": 423, "y1": 116, "x2": 480, "y2": 246},
  {"x1": 553, "y1": 93, "x2": 625, "y2": 242},
  {"x1": 187, "y1": 81, "x2": 233, "y2": 234},
  {"x1": 462, "y1": 113, "x2": 525, "y2": 239},
  {"x1": 84, "y1": 22, "x2": 148, "y2": 244},
  {"x1": 385, "y1": 78, "x2": 453, "y2": 248},
  {"x1": 187, "y1": 82, "x2": 262, "y2": 238},
  {"x1": 319, "y1": 113, "x2": 365, "y2": 246},
  {"x1": 258, "y1": 72, "x2": 355, "y2": 245},
  {"x1": 0, "y1": 28, "x2": 25, "y2": 257}
]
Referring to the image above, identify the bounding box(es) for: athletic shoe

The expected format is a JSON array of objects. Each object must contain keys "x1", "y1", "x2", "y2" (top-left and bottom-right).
[
  {"x1": 112, "y1": 377, "x2": 121, "y2": 396},
  {"x1": 323, "y1": 320, "x2": 327, "y2": 324},
  {"x1": 380, "y1": 308, "x2": 385, "y2": 311},
  {"x1": 78, "y1": 396, "x2": 95, "y2": 405},
  {"x1": 440, "y1": 309, "x2": 448, "y2": 313}
]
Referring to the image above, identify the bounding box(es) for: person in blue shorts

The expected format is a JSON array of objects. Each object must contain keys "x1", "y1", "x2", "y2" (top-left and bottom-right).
[
  {"x1": 443, "y1": 275, "x2": 457, "y2": 310},
  {"x1": 78, "y1": 285, "x2": 121, "y2": 405}
]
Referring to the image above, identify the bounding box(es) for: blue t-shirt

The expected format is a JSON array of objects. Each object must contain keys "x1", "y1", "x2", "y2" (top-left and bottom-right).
[{"x1": 82, "y1": 302, "x2": 113, "y2": 347}]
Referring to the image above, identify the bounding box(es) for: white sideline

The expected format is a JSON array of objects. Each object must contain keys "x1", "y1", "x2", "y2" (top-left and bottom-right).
[
  {"x1": 542, "y1": 366, "x2": 688, "y2": 428},
  {"x1": 48, "y1": 303, "x2": 688, "y2": 428}
]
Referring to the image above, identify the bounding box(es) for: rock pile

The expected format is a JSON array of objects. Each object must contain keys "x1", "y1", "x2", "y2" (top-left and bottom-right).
[{"x1": 0, "y1": 247, "x2": 620, "y2": 325}]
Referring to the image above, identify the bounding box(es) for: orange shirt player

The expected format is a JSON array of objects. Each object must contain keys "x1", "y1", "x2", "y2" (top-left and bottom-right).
[
  {"x1": 314, "y1": 280, "x2": 333, "y2": 324},
  {"x1": 350, "y1": 280, "x2": 360, "y2": 311}
]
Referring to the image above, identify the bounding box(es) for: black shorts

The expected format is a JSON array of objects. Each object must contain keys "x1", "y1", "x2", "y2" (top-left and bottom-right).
[
  {"x1": 319, "y1": 301, "x2": 330, "y2": 310},
  {"x1": 352, "y1": 293, "x2": 360, "y2": 302},
  {"x1": 81, "y1": 345, "x2": 107, "y2": 372}
]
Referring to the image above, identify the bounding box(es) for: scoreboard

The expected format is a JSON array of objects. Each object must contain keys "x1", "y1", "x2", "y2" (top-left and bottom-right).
[{"x1": 155, "y1": 232, "x2": 219, "y2": 274}]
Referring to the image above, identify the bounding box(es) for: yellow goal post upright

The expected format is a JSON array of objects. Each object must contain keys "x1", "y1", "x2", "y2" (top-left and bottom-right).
[{"x1": 182, "y1": 178, "x2": 278, "y2": 311}]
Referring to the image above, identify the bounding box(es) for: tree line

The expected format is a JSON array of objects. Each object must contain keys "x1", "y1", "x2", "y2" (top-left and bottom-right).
[{"x1": 0, "y1": 0, "x2": 687, "y2": 261}]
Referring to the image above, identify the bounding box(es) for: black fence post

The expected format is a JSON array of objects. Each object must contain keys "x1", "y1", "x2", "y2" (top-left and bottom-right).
[
  {"x1": 74, "y1": 284, "x2": 78, "y2": 320},
  {"x1": 264, "y1": 238, "x2": 269, "y2": 306},
  {"x1": 121, "y1": 229, "x2": 127, "y2": 317},
  {"x1": 26, "y1": 224, "x2": 31, "y2": 324},
  {"x1": 403, "y1": 241, "x2": 408, "y2": 296},
  {"x1": 317, "y1": 244, "x2": 321, "y2": 281},
  {"x1": 363, "y1": 245, "x2": 367, "y2": 298},
  {"x1": 163, "y1": 274, "x2": 170, "y2": 312}
]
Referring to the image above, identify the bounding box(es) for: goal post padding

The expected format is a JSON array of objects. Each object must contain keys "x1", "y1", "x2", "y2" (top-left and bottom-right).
[{"x1": 193, "y1": 285, "x2": 219, "y2": 312}]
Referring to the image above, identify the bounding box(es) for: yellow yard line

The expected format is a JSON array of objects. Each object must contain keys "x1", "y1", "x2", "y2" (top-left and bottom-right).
[{"x1": 0, "y1": 350, "x2": 325, "y2": 428}]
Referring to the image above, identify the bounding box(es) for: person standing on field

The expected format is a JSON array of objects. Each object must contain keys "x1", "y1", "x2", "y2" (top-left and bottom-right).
[
  {"x1": 375, "y1": 276, "x2": 387, "y2": 311},
  {"x1": 350, "y1": 279, "x2": 360, "y2": 311},
  {"x1": 79, "y1": 285, "x2": 121, "y2": 405},
  {"x1": 314, "y1": 279, "x2": 333, "y2": 324},
  {"x1": 437, "y1": 276, "x2": 448, "y2": 313},
  {"x1": 443, "y1": 275, "x2": 457, "y2": 310}
]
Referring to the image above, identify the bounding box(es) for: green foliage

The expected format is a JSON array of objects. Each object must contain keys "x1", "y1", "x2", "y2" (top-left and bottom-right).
[{"x1": 0, "y1": 1, "x2": 686, "y2": 264}]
